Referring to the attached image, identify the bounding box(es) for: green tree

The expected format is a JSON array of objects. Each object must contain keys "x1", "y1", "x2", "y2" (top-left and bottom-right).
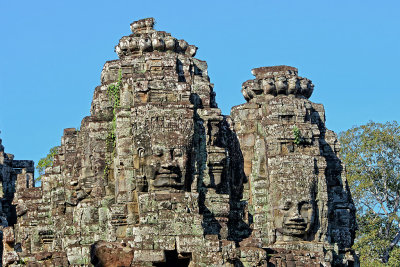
[
  {"x1": 36, "y1": 146, "x2": 59, "y2": 182},
  {"x1": 339, "y1": 121, "x2": 400, "y2": 266}
]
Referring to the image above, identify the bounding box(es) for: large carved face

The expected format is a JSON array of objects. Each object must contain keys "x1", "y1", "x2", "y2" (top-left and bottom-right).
[
  {"x1": 260, "y1": 78, "x2": 276, "y2": 95},
  {"x1": 146, "y1": 145, "x2": 187, "y2": 190},
  {"x1": 275, "y1": 76, "x2": 288, "y2": 93},
  {"x1": 273, "y1": 191, "x2": 315, "y2": 238},
  {"x1": 287, "y1": 77, "x2": 299, "y2": 94},
  {"x1": 133, "y1": 107, "x2": 194, "y2": 192},
  {"x1": 268, "y1": 156, "x2": 317, "y2": 241}
]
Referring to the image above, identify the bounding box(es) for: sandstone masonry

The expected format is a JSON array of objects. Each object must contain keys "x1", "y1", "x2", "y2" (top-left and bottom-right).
[
  {"x1": 0, "y1": 139, "x2": 34, "y2": 265},
  {"x1": 2, "y1": 18, "x2": 358, "y2": 266}
]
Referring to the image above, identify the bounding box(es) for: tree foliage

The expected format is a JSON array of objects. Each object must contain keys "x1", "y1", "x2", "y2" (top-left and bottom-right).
[
  {"x1": 339, "y1": 121, "x2": 400, "y2": 265},
  {"x1": 36, "y1": 146, "x2": 59, "y2": 182}
]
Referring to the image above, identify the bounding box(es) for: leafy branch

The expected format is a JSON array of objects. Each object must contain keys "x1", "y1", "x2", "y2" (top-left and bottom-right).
[
  {"x1": 339, "y1": 121, "x2": 400, "y2": 264},
  {"x1": 36, "y1": 146, "x2": 59, "y2": 182}
]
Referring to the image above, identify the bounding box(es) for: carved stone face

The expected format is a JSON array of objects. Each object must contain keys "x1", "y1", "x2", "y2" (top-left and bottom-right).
[
  {"x1": 242, "y1": 80, "x2": 262, "y2": 101},
  {"x1": 165, "y1": 36, "x2": 176, "y2": 51},
  {"x1": 139, "y1": 37, "x2": 152, "y2": 52},
  {"x1": 140, "y1": 143, "x2": 188, "y2": 191},
  {"x1": 268, "y1": 156, "x2": 317, "y2": 242},
  {"x1": 273, "y1": 195, "x2": 315, "y2": 238},
  {"x1": 241, "y1": 87, "x2": 251, "y2": 102},
  {"x1": 288, "y1": 77, "x2": 299, "y2": 95},
  {"x1": 300, "y1": 78, "x2": 309, "y2": 89},
  {"x1": 120, "y1": 38, "x2": 129, "y2": 50},
  {"x1": 261, "y1": 78, "x2": 276, "y2": 95},
  {"x1": 275, "y1": 76, "x2": 288, "y2": 94},
  {"x1": 133, "y1": 107, "x2": 194, "y2": 192},
  {"x1": 299, "y1": 78, "x2": 314, "y2": 98},
  {"x1": 129, "y1": 38, "x2": 139, "y2": 51}
]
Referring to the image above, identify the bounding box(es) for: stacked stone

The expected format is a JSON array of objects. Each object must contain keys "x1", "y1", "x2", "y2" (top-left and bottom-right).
[
  {"x1": 5, "y1": 19, "x2": 358, "y2": 266},
  {"x1": 231, "y1": 66, "x2": 357, "y2": 266},
  {"x1": 0, "y1": 138, "x2": 35, "y2": 265},
  {"x1": 97, "y1": 17, "x2": 243, "y2": 266},
  {"x1": 115, "y1": 18, "x2": 198, "y2": 58},
  {"x1": 242, "y1": 66, "x2": 314, "y2": 103},
  {"x1": 7, "y1": 18, "x2": 244, "y2": 266}
]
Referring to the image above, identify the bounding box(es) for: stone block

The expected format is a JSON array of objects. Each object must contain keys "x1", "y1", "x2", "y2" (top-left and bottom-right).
[{"x1": 133, "y1": 249, "x2": 165, "y2": 263}]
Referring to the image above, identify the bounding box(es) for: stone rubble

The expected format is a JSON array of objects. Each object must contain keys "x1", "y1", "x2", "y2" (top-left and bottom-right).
[{"x1": 1, "y1": 18, "x2": 358, "y2": 266}]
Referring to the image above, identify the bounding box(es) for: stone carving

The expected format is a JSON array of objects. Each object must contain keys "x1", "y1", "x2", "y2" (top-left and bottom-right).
[
  {"x1": 0, "y1": 139, "x2": 35, "y2": 265},
  {"x1": 269, "y1": 156, "x2": 317, "y2": 242},
  {"x1": 148, "y1": 145, "x2": 186, "y2": 190},
  {"x1": 1, "y1": 18, "x2": 358, "y2": 266},
  {"x1": 232, "y1": 65, "x2": 357, "y2": 265},
  {"x1": 242, "y1": 66, "x2": 314, "y2": 101},
  {"x1": 116, "y1": 18, "x2": 197, "y2": 58}
]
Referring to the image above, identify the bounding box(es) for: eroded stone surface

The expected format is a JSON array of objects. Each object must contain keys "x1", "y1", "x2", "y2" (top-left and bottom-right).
[
  {"x1": 231, "y1": 68, "x2": 357, "y2": 265},
  {"x1": 242, "y1": 65, "x2": 314, "y2": 101},
  {"x1": 0, "y1": 139, "x2": 35, "y2": 266},
  {"x1": 2, "y1": 18, "x2": 358, "y2": 266}
]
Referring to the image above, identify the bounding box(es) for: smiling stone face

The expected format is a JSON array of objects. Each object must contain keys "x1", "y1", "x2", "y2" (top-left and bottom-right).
[
  {"x1": 273, "y1": 192, "x2": 315, "y2": 239},
  {"x1": 136, "y1": 136, "x2": 191, "y2": 192},
  {"x1": 131, "y1": 106, "x2": 194, "y2": 193},
  {"x1": 268, "y1": 155, "x2": 318, "y2": 242},
  {"x1": 148, "y1": 145, "x2": 186, "y2": 190}
]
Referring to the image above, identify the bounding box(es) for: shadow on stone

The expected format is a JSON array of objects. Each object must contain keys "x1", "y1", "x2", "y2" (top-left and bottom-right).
[
  {"x1": 313, "y1": 108, "x2": 357, "y2": 264},
  {"x1": 154, "y1": 250, "x2": 192, "y2": 267}
]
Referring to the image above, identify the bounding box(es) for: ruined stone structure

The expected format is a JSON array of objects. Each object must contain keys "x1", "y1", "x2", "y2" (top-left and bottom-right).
[
  {"x1": 2, "y1": 18, "x2": 358, "y2": 266},
  {"x1": 0, "y1": 139, "x2": 35, "y2": 264}
]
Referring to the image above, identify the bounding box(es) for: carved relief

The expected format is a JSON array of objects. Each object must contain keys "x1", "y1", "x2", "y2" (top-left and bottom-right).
[
  {"x1": 3, "y1": 18, "x2": 358, "y2": 267},
  {"x1": 261, "y1": 77, "x2": 276, "y2": 95},
  {"x1": 268, "y1": 156, "x2": 318, "y2": 242},
  {"x1": 242, "y1": 65, "x2": 315, "y2": 101},
  {"x1": 147, "y1": 146, "x2": 187, "y2": 191},
  {"x1": 288, "y1": 76, "x2": 299, "y2": 95},
  {"x1": 38, "y1": 230, "x2": 54, "y2": 244}
]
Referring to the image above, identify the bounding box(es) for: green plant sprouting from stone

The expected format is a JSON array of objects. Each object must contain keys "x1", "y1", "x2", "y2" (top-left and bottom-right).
[
  {"x1": 17, "y1": 258, "x2": 27, "y2": 265},
  {"x1": 104, "y1": 69, "x2": 122, "y2": 178},
  {"x1": 103, "y1": 163, "x2": 110, "y2": 178},
  {"x1": 107, "y1": 69, "x2": 122, "y2": 145},
  {"x1": 293, "y1": 125, "x2": 303, "y2": 145}
]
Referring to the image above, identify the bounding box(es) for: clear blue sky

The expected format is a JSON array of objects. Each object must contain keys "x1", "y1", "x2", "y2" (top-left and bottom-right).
[{"x1": 1, "y1": 0, "x2": 399, "y2": 172}]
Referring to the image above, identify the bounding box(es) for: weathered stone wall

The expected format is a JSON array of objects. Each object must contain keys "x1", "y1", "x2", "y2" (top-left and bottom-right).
[
  {"x1": 3, "y1": 18, "x2": 358, "y2": 266},
  {"x1": 0, "y1": 138, "x2": 35, "y2": 265},
  {"x1": 231, "y1": 66, "x2": 357, "y2": 265}
]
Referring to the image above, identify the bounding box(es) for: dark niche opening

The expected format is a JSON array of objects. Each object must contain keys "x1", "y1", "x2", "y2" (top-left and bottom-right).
[{"x1": 153, "y1": 250, "x2": 192, "y2": 267}]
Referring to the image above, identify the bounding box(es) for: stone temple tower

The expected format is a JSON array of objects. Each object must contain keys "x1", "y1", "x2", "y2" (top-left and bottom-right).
[
  {"x1": 231, "y1": 66, "x2": 357, "y2": 265},
  {"x1": 2, "y1": 18, "x2": 358, "y2": 266}
]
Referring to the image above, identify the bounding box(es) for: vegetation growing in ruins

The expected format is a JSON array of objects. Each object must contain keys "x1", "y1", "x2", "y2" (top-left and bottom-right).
[
  {"x1": 293, "y1": 125, "x2": 303, "y2": 145},
  {"x1": 104, "y1": 69, "x2": 122, "y2": 178},
  {"x1": 106, "y1": 69, "x2": 122, "y2": 149},
  {"x1": 103, "y1": 163, "x2": 110, "y2": 178},
  {"x1": 36, "y1": 146, "x2": 59, "y2": 182},
  {"x1": 339, "y1": 121, "x2": 400, "y2": 266},
  {"x1": 17, "y1": 258, "x2": 26, "y2": 265}
]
